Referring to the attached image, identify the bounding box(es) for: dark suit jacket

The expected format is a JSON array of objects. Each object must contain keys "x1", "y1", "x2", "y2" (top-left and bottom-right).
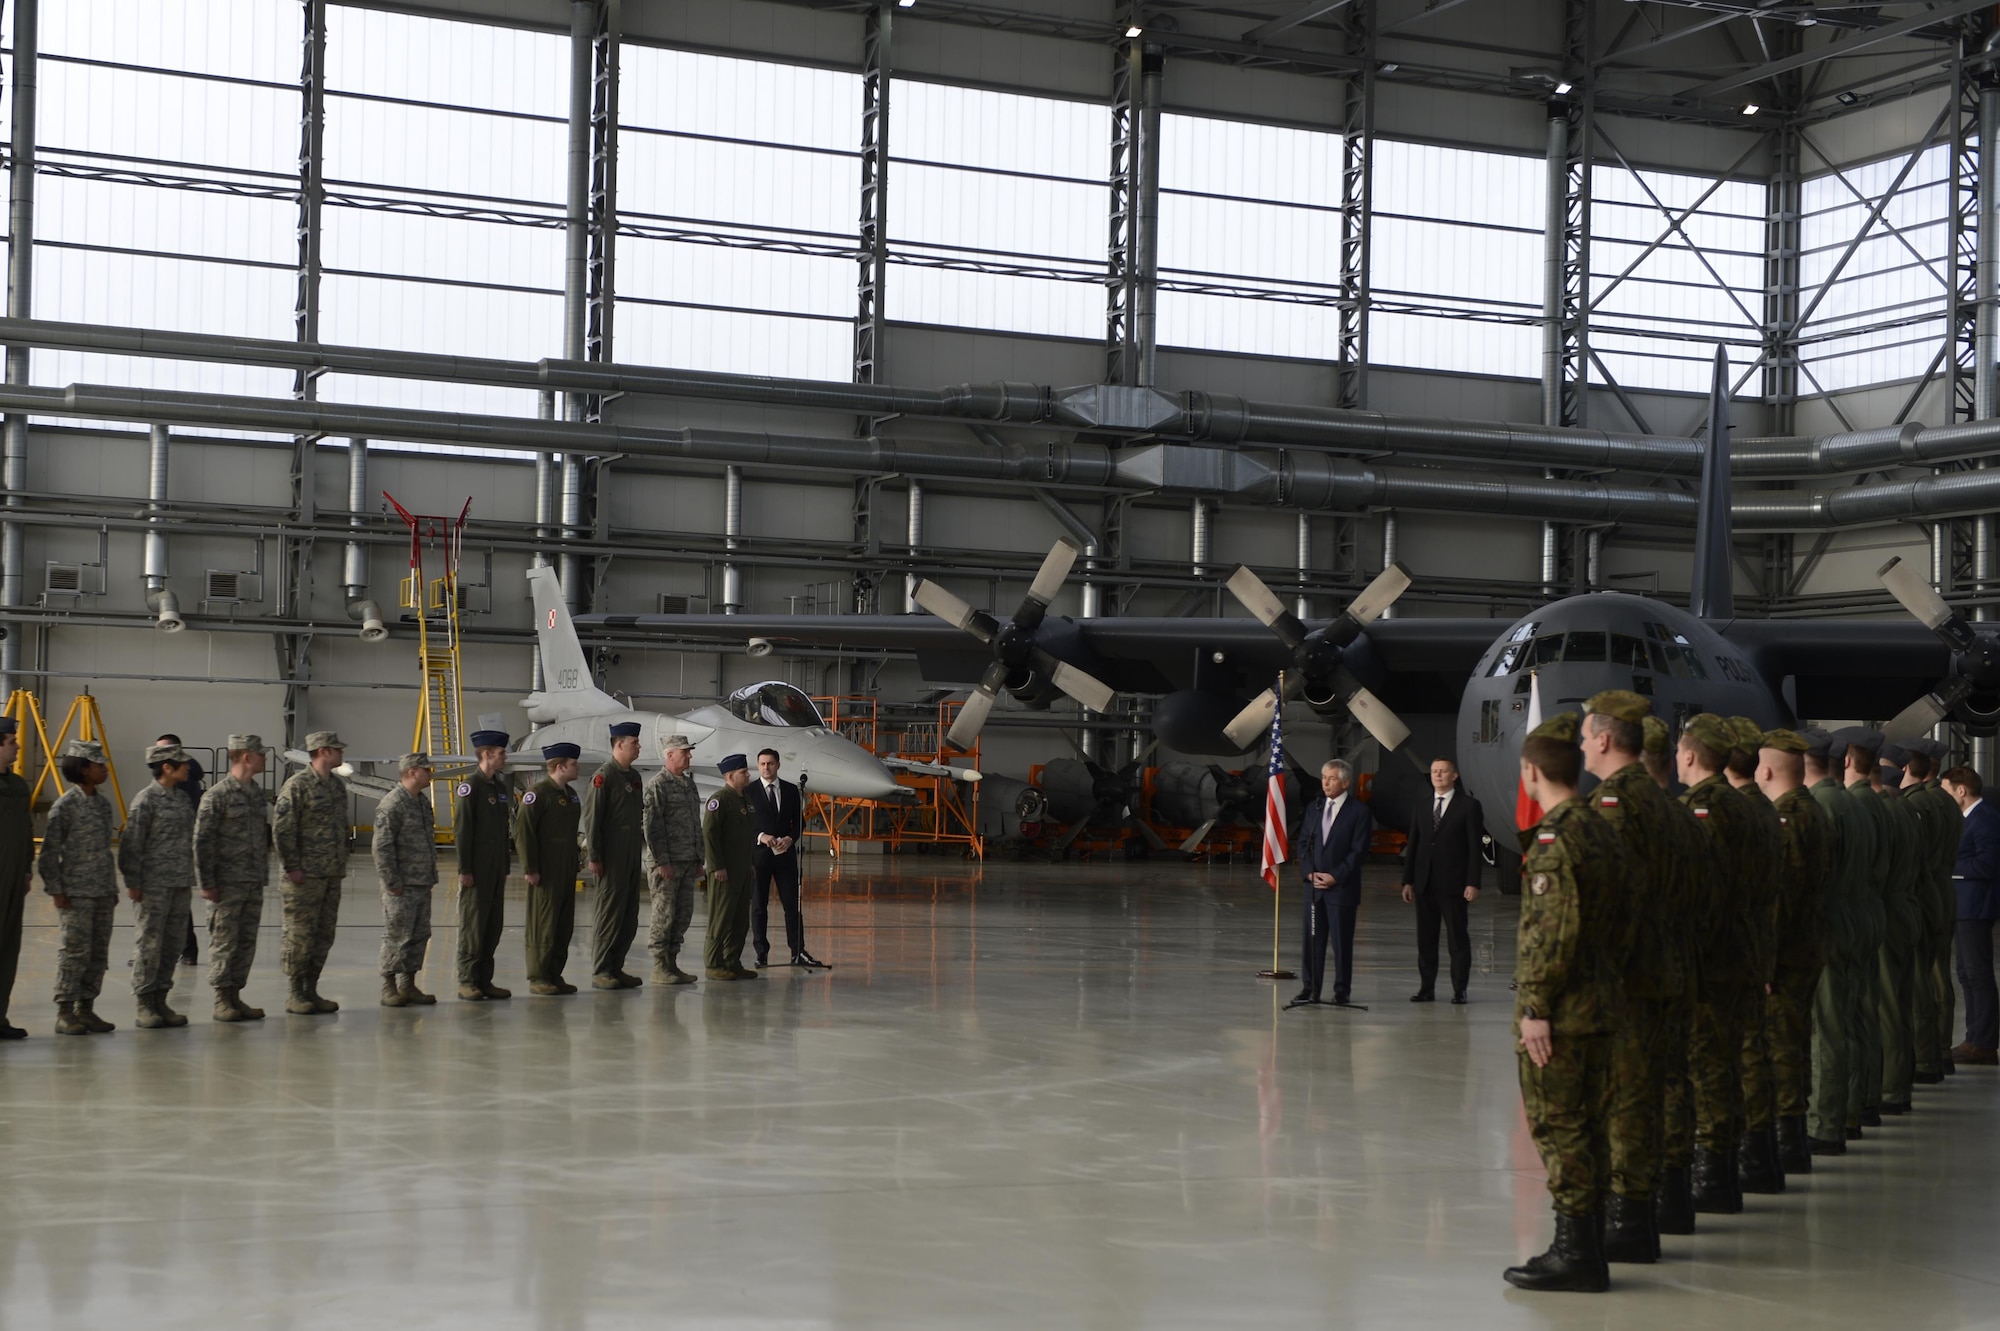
[
  {"x1": 1955, "y1": 799, "x2": 2000, "y2": 921},
  {"x1": 746, "y1": 776, "x2": 803, "y2": 848},
  {"x1": 1400, "y1": 787, "x2": 1484, "y2": 901},
  {"x1": 1295, "y1": 793, "x2": 1373, "y2": 892}
]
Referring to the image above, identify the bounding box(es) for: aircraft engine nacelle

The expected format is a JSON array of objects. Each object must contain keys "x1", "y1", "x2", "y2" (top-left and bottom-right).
[
  {"x1": 1954, "y1": 692, "x2": 2000, "y2": 737},
  {"x1": 1300, "y1": 675, "x2": 1345, "y2": 716},
  {"x1": 1154, "y1": 689, "x2": 1253, "y2": 755},
  {"x1": 1004, "y1": 667, "x2": 1063, "y2": 710}
]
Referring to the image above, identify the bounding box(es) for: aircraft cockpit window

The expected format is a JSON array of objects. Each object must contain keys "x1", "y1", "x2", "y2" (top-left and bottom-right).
[
  {"x1": 1609, "y1": 634, "x2": 1647, "y2": 668},
  {"x1": 1531, "y1": 634, "x2": 1566, "y2": 667},
  {"x1": 725, "y1": 682, "x2": 827, "y2": 729},
  {"x1": 1507, "y1": 621, "x2": 1540, "y2": 644},
  {"x1": 1564, "y1": 631, "x2": 1608, "y2": 662},
  {"x1": 1487, "y1": 621, "x2": 1542, "y2": 677}
]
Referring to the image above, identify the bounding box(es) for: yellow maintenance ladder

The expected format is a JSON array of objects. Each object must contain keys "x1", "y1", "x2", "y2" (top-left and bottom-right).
[{"x1": 387, "y1": 494, "x2": 472, "y2": 841}]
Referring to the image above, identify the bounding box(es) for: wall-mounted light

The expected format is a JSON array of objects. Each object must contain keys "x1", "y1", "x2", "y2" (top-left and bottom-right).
[
  {"x1": 1836, "y1": 91, "x2": 1859, "y2": 106},
  {"x1": 1125, "y1": 23, "x2": 1142, "y2": 37},
  {"x1": 1554, "y1": 80, "x2": 1573, "y2": 94},
  {"x1": 1742, "y1": 103, "x2": 1760, "y2": 116},
  {"x1": 1379, "y1": 61, "x2": 1400, "y2": 74}
]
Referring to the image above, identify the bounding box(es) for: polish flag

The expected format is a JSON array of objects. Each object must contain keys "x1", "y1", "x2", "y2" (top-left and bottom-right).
[{"x1": 1514, "y1": 669, "x2": 1544, "y2": 833}]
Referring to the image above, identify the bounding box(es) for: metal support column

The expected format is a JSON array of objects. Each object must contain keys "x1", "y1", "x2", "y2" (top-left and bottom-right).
[
  {"x1": 855, "y1": 2, "x2": 891, "y2": 395},
  {"x1": 1133, "y1": 44, "x2": 1162, "y2": 388},
  {"x1": 278, "y1": 0, "x2": 326, "y2": 747},
  {"x1": 1106, "y1": 7, "x2": 1139, "y2": 386},
  {"x1": 558, "y1": 0, "x2": 616, "y2": 613},
  {"x1": 1334, "y1": 0, "x2": 1374, "y2": 410},
  {"x1": 0, "y1": 0, "x2": 37, "y2": 699}
]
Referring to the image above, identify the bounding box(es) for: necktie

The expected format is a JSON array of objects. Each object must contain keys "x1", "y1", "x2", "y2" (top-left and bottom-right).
[{"x1": 1434, "y1": 796, "x2": 1444, "y2": 827}]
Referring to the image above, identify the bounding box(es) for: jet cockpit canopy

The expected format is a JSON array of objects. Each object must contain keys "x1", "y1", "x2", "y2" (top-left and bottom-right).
[{"x1": 725, "y1": 681, "x2": 828, "y2": 729}]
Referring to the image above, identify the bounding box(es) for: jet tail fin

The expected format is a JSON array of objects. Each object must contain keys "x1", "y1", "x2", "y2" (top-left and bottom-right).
[
  {"x1": 1687, "y1": 345, "x2": 1735, "y2": 620},
  {"x1": 524, "y1": 565, "x2": 624, "y2": 722}
]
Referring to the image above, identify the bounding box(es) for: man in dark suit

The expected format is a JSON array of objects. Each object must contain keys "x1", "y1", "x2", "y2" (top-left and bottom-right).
[
  {"x1": 1293, "y1": 758, "x2": 1374, "y2": 1006},
  {"x1": 1400, "y1": 757, "x2": 1484, "y2": 1004},
  {"x1": 1944, "y1": 765, "x2": 2000, "y2": 1063},
  {"x1": 746, "y1": 748, "x2": 826, "y2": 970}
]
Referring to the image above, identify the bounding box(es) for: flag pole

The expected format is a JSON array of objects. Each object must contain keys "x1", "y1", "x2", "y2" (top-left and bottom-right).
[{"x1": 1257, "y1": 669, "x2": 1296, "y2": 981}]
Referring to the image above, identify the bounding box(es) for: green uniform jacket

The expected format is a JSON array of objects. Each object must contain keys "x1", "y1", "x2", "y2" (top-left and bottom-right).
[
  {"x1": 515, "y1": 776, "x2": 583, "y2": 887},
  {"x1": 0, "y1": 771, "x2": 29, "y2": 897},
  {"x1": 1588, "y1": 762, "x2": 1686, "y2": 999},
  {"x1": 1772, "y1": 785, "x2": 1833, "y2": 976},
  {"x1": 702, "y1": 785, "x2": 758, "y2": 884},
  {"x1": 1912, "y1": 779, "x2": 1962, "y2": 944},
  {"x1": 1876, "y1": 788, "x2": 1924, "y2": 953},
  {"x1": 1515, "y1": 795, "x2": 1625, "y2": 1037},
  {"x1": 1809, "y1": 777, "x2": 1863, "y2": 960},
  {"x1": 1736, "y1": 782, "x2": 1785, "y2": 987},
  {"x1": 585, "y1": 761, "x2": 645, "y2": 868},
  {"x1": 1662, "y1": 794, "x2": 1711, "y2": 988},
  {"x1": 1680, "y1": 773, "x2": 1763, "y2": 990},
  {"x1": 1842, "y1": 777, "x2": 1893, "y2": 953},
  {"x1": 453, "y1": 770, "x2": 514, "y2": 881}
]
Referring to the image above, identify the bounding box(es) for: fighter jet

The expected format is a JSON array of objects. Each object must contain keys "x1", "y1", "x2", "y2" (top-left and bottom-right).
[{"x1": 579, "y1": 350, "x2": 1980, "y2": 874}]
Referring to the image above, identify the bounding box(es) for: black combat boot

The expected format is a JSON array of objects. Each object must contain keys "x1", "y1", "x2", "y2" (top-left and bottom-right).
[
  {"x1": 1691, "y1": 1146, "x2": 1742, "y2": 1214},
  {"x1": 1738, "y1": 1125, "x2": 1786, "y2": 1195},
  {"x1": 1503, "y1": 1212, "x2": 1610, "y2": 1293},
  {"x1": 1776, "y1": 1114, "x2": 1813, "y2": 1173},
  {"x1": 1655, "y1": 1166, "x2": 1696, "y2": 1236},
  {"x1": 1602, "y1": 1192, "x2": 1659, "y2": 1264}
]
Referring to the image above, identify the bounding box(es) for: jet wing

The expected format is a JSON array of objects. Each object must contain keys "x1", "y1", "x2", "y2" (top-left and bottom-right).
[{"x1": 1719, "y1": 618, "x2": 1947, "y2": 718}]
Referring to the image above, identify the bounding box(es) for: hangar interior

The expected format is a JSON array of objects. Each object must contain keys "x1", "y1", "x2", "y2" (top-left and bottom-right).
[{"x1": 2, "y1": 0, "x2": 1988, "y2": 794}]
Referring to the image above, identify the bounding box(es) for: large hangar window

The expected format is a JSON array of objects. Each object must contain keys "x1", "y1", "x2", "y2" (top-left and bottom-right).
[
  {"x1": 619, "y1": 46, "x2": 856, "y2": 380},
  {"x1": 890, "y1": 81, "x2": 1108, "y2": 341}
]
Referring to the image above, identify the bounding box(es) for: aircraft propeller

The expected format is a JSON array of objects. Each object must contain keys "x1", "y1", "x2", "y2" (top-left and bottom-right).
[
  {"x1": 1876, "y1": 555, "x2": 2000, "y2": 740},
  {"x1": 910, "y1": 539, "x2": 1117, "y2": 752},
  {"x1": 1219, "y1": 563, "x2": 1415, "y2": 753}
]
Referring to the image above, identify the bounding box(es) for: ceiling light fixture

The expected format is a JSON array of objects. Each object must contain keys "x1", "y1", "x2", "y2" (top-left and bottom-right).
[
  {"x1": 1836, "y1": 90, "x2": 1859, "y2": 106},
  {"x1": 898, "y1": 0, "x2": 915, "y2": 7},
  {"x1": 1126, "y1": 23, "x2": 1142, "y2": 37},
  {"x1": 1742, "y1": 103, "x2": 1760, "y2": 115},
  {"x1": 1554, "y1": 79, "x2": 1573, "y2": 94},
  {"x1": 1379, "y1": 61, "x2": 1400, "y2": 73}
]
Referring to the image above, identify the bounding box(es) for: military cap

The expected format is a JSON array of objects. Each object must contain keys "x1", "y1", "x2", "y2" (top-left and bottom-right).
[
  {"x1": 716, "y1": 752, "x2": 748, "y2": 775},
  {"x1": 609, "y1": 720, "x2": 642, "y2": 739},
  {"x1": 227, "y1": 733, "x2": 262, "y2": 753},
  {"x1": 1642, "y1": 715, "x2": 1669, "y2": 755},
  {"x1": 0, "y1": 717, "x2": 17, "y2": 738},
  {"x1": 1877, "y1": 739, "x2": 1911, "y2": 767},
  {"x1": 660, "y1": 732, "x2": 695, "y2": 752},
  {"x1": 1584, "y1": 689, "x2": 1652, "y2": 723},
  {"x1": 1527, "y1": 711, "x2": 1581, "y2": 744},
  {"x1": 144, "y1": 742, "x2": 188, "y2": 765},
  {"x1": 62, "y1": 739, "x2": 106, "y2": 763},
  {"x1": 1681, "y1": 712, "x2": 1736, "y2": 755},
  {"x1": 542, "y1": 741, "x2": 581, "y2": 761},
  {"x1": 398, "y1": 752, "x2": 433, "y2": 772},
  {"x1": 1798, "y1": 726, "x2": 1835, "y2": 761},
  {"x1": 1758, "y1": 728, "x2": 1809, "y2": 755},
  {"x1": 303, "y1": 730, "x2": 345, "y2": 752},
  {"x1": 1907, "y1": 737, "x2": 1948, "y2": 762},
  {"x1": 1829, "y1": 725, "x2": 1883, "y2": 752},
  {"x1": 1724, "y1": 716, "x2": 1764, "y2": 753},
  {"x1": 468, "y1": 729, "x2": 510, "y2": 750}
]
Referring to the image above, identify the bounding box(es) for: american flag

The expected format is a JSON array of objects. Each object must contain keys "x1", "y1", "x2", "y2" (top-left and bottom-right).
[{"x1": 1261, "y1": 684, "x2": 1288, "y2": 891}]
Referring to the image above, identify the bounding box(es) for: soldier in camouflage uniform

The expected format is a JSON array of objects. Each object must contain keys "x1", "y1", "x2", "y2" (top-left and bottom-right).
[
  {"x1": 454, "y1": 730, "x2": 515, "y2": 1002},
  {"x1": 1640, "y1": 714, "x2": 1710, "y2": 1236},
  {"x1": 644, "y1": 733, "x2": 704, "y2": 986},
  {"x1": 585, "y1": 721, "x2": 647, "y2": 989},
  {"x1": 1833, "y1": 728, "x2": 1893, "y2": 1130},
  {"x1": 1720, "y1": 716, "x2": 1787, "y2": 1195},
  {"x1": 703, "y1": 754, "x2": 760, "y2": 981},
  {"x1": 273, "y1": 729, "x2": 350, "y2": 1016},
  {"x1": 120, "y1": 741, "x2": 197, "y2": 1029},
  {"x1": 197, "y1": 735, "x2": 272, "y2": 1021},
  {"x1": 40, "y1": 740, "x2": 120, "y2": 1035},
  {"x1": 0, "y1": 718, "x2": 35, "y2": 1040},
  {"x1": 1803, "y1": 728, "x2": 1867, "y2": 1152},
  {"x1": 1503, "y1": 713, "x2": 1621, "y2": 1294},
  {"x1": 1577, "y1": 691, "x2": 1683, "y2": 1264},
  {"x1": 1871, "y1": 746, "x2": 1924, "y2": 1115},
  {"x1": 372, "y1": 754, "x2": 439, "y2": 1008},
  {"x1": 1753, "y1": 729, "x2": 1832, "y2": 1175},
  {"x1": 517, "y1": 742, "x2": 584, "y2": 995},
  {"x1": 1675, "y1": 712, "x2": 1767, "y2": 1215}
]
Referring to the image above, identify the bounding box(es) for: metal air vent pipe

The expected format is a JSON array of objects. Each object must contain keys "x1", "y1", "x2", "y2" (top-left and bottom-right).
[
  {"x1": 1190, "y1": 498, "x2": 1211, "y2": 578},
  {"x1": 904, "y1": 478, "x2": 923, "y2": 614},
  {"x1": 342, "y1": 437, "x2": 384, "y2": 641},
  {"x1": 143, "y1": 424, "x2": 182, "y2": 632},
  {"x1": 1294, "y1": 512, "x2": 1311, "y2": 618},
  {"x1": 722, "y1": 465, "x2": 744, "y2": 614},
  {"x1": 1379, "y1": 513, "x2": 1398, "y2": 620}
]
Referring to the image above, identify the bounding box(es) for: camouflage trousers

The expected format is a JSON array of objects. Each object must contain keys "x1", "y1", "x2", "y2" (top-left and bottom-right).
[
  {"x1": 207, "y1": 891, "x2": 264, "y2": 992},
  {"x1": 647, "y1": 865, "x2": 696, "y2": 966},
  {"x1": 525, "y1": 880, "x2": 575, "y2": 983},
  {"x1": 1519, "y1": 1031, "x2": 1612, "y2": 1218},
  {"x1": 1608, "y1": 993, "x2": 1680, "y2": 1201},
  {"x1": 1769, "y1": 962, "x2": 1820, "y2": 1117},
  {"x1": 280, "y1": 876, "x2": 342, "y2": 977},
  {"x1": 1877, "y1": 940, "x2": 1916, "y2": 1106},
  {"x1": 130, "y1": 884, "x2": 192, "y2": 997},
  {"x1": 456, "y1": 874, "x2": 504, "y2": 987},
  {"x1": 1810, "y1": 946, "x2": 1867, "y2": 1141},
  {"x1": 379, "y1": 887, "x2": 432, "y2": 976},
  {"x1": 1686, "y1": 984, "x2": 1751, "y2": 1153},
  {"x1": 53, "y1": 897, "x2": 117, "y2": 1005}
]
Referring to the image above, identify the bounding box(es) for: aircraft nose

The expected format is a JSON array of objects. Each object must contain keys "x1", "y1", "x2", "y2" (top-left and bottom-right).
[{"x1": 820, "y1": 736, "x2": 903, "y2": 800}]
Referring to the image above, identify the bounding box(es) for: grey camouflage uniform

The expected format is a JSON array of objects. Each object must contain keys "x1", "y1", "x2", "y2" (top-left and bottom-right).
[
  {"x1": 39, "y1": 785, "x2": 119, "y2": 1005},
  {"x1": 643, "y1": 768, "x2": 704, "y2": 966},
  {"x1": 273, "y1": 768, "x2": 350, "y2": 978},
  {"x1": 120, "y1": 781, "x2": 195, "y2": 997},
  {"x1": 196, "y1": 774, "x2": 272, "y2": 991},
  {"x1": 371, "y1": 784, "x2": 438, "y2": 977}
]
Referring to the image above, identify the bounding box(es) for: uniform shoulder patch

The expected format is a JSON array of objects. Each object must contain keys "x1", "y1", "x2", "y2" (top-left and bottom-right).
[
  {"x1": 1599, "y1": 795, "x2": 1618, "y2": 807},
  {"x1": 593, "y1": 773, "x2": 604, "y2": 788},
  {"x1": 522, "y1": 791, "x2": 536, "y2": 805},
  {"x1": 456, "y1": 782, "x2": 472, "y2": 797},
  {"x1": 706, "y1": 797, "x2": 720, "y2": 812},
  {"x1": 1537, "y1": 831, "x2": 1556, "y2": 843},
  {"x1": 1531, "y1": 873, "x2": 1550, "y2": 894},
  {"x1": 1694, "y1": 807, "x2": 1709, "y2": 818}
]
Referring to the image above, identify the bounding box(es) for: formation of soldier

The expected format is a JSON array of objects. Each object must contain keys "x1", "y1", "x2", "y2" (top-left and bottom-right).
[
  {"x1": 0, "y1": 722, "x2": 789, "y2": 1034},
  {"x1": 1507, "y1": 692, "x2": 1970, "y2": 1295}
]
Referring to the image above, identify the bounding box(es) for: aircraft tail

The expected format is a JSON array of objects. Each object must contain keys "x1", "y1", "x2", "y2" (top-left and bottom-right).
[
  {"x1": 1687, "y1": 345, "x2": 1734, "y2": 620},
  {"x1": 524, "y1": 565, "x2": 624, "y2": 721}
]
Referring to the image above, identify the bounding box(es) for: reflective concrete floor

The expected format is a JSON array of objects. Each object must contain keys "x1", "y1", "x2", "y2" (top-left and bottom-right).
[{"x1": 1, "y1": 856, "x2": 1994, "y2": 1330}]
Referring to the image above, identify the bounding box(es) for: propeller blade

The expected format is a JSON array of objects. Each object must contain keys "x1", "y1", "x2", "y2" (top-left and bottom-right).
[
  {"x1": 1343, "y1": 562, "x2": 1413, "y2": 627},
  {"x1": 1344, "y1": 684, "x2": 1412, "y2": 753},
  {"x1": 912, "y1": 580, "x2": 995, "y2": 643},
  {"x1": 1042, "y1": 655, "x2": 1117, "y2": 713},
  {"x1": 1179, "y1": 817, "x2": 1219, "y2": 855},
  {"x1": 1025, "y1": 539, "x2": 1080, "y2": 606},
  {"x1": 1882, "y1": 689, "x2": 1954, "y2": 743},
  {"x1": 1223, "y1": 687, "x2": 1280, "y2": 751},
  {"x1": 1878, "y1": 556, "x2": 1958, "y2": 634},
  {"x1": 946, "y1": 661, "x2": 1010, "y2": 751},
  {"x1": 1225, "y1": 566, "x2": 1310, "y2": 651}
]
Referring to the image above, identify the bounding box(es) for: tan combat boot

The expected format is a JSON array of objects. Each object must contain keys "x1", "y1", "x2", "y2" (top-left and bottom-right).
[
  {"x1": 457, "y1": 982, "x2": 488, "y2": 1001},
  {"x1": 156, "y1": 993, "x2": 188, "y2": 1027},
  {"x1": 662, "y1": 951, "x2": 696, "y2": 985},
  {"x1": 285, "y1": 976, "x2": 319, "y2": 1015},
  {"x1": 529, "y1": 980, "x2": 566, "y2": 996},
  {"x1": 478, "y1": 981, "x2": 512, "y2": 1000},
  {"x1": 135, "y1": 993, "x2": 169, "y2": 1030},
  {"x1": 306, "y1": 971, "x2": 339, "y2": 1014},
  {"x1": 397, "y1": 974, "x2": 436, "y2": 1005},
  {"x1": 77, "y1": 1002, "x2": 115, "y2": 1033},
  {"x1": 213, "y1": 988, "x2": 250, "y2": 1023},
  {"x1": 380, "y1": 975, "x2": 408, "y2": 1008},
  {"x1": 54, "y1": 1001, "x2": 87, "y2": 1035}
]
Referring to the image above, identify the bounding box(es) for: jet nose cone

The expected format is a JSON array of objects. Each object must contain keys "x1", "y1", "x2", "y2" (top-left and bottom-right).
[{"x1": 814, "y1": 735, "x2": 903, "y2": 800}]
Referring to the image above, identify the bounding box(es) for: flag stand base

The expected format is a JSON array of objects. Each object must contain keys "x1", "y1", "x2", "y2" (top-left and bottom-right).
[{"x1": 1257, "y1": 969, "x2": 1296, "y2": 980}]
